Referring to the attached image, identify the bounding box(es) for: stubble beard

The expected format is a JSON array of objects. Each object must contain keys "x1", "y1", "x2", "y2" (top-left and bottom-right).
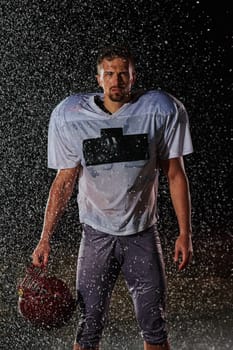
[{"x1": 109, "y1": 88, "x2": 131, "y2": 103}]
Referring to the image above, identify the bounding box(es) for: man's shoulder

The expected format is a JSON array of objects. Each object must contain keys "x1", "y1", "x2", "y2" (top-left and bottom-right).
[
  {"x1": 142, "y1": 90, "x2": 177, "y2": 106},
  {"x1": 50, "y1": 92, "x2": 99, "y2": 125},
  {"x1": 136, "y1": 90, "x2": 184, "y2": 116},
  {"x1": 54, "y1": 92, "x2": 97, "y2": 111}
]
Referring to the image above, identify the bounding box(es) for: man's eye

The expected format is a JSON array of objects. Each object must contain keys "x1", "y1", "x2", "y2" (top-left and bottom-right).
[{"x1": 105, "y1": 72, "x2": 113, "y2": 76}]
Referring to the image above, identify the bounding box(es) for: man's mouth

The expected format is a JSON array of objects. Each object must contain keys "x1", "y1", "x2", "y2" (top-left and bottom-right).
[{"x1": 111, "y1": 87, "x2": 123, "y2": 93}]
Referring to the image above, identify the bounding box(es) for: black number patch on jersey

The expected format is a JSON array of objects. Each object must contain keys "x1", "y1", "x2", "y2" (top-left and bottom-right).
[{"x1": 83, "y1": 128, "x2": 149, "y2": 166}]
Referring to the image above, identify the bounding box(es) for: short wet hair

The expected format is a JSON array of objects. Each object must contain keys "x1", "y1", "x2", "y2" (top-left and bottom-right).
[{"x1": 97, "y1": 45, "x2": 135, "y2": 73}]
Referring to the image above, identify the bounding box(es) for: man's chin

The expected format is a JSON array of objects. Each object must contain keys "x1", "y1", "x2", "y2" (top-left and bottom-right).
[{"x1": 109, "y1": 93, "x2": 126, "y2": 102}]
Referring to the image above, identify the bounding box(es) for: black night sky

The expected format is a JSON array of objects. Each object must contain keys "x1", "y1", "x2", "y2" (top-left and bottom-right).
[{"x1": 0, "y1": 1, "x2": 232, "y2": 349}]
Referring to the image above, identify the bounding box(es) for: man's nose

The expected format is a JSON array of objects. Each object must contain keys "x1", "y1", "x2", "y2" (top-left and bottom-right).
[{"x1": 112, "y1": 74, "x2": 123, "y2": 85}]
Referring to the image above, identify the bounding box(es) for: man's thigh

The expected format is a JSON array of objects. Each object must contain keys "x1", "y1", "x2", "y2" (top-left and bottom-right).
[
  {"x1": 75, "y1": 225, "x2": 121, "y2": 347},
  {"x1": 120, "y1": 226, "x2": 168, "y2": 344}
]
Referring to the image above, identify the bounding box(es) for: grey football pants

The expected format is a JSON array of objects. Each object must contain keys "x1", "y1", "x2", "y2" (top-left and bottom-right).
[{"x1": 75, "y1": 224, "x2": 168, "y2": 348}]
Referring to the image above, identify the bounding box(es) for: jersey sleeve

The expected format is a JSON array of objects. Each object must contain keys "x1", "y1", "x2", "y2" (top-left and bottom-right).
[
  {"x1": 157, "y1": 99, "x2": 193, "y2": 160},
  {"x1": 47, "y1": 102, "x2": 81, "y2": 169}
]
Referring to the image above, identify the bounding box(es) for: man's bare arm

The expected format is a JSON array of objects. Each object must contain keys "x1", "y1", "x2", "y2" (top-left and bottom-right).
[
  {"x1": 32, "y1": 166, "x2": 79, "y2": 267},
  {"x1": 160, "y1": 157, "x2": 193, "y2": 270}
]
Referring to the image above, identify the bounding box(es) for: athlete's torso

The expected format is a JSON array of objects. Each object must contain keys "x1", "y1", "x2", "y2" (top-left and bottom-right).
[{"x1": 48, "y1": 90, "x2": 193, "y2": 235}]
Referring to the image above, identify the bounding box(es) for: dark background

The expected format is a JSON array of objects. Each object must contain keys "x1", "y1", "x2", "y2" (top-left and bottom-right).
[{"x1": 0, "y1": 1, "x2": 232, "y2": 349}]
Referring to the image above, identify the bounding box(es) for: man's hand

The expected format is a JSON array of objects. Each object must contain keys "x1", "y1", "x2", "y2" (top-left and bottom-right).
[
  {"x1": 32, "y1": 239, "x2": 51, "y2": 267},
  {"x1": 174, "y1": 234, "x2": 193, "y2": 271}
]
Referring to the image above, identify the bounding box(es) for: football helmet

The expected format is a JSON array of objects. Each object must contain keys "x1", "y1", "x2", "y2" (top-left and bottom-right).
[{"x1": 17, "y1": 264, "x2": 76, "y2": 328}]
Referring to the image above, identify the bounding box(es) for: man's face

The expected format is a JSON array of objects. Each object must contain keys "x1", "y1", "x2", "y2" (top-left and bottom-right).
[{"x1": 97, "y1": 57, "x2": 136, "y2": 102}]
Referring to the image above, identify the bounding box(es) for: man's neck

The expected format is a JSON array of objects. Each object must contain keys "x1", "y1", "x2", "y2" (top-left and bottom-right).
[{"x1": 103, "y1": 96, "x2": 131, "y2": 114}]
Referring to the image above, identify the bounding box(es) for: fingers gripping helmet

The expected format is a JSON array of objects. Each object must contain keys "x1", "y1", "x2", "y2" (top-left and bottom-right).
[{"x1": 17, "y1": 265, "x2": 76, "y2": 328}]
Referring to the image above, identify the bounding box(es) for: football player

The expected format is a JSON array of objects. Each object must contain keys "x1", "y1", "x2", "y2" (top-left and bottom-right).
[{"x1": 32, "y1": 45, "x2": 193, "y2": 350}]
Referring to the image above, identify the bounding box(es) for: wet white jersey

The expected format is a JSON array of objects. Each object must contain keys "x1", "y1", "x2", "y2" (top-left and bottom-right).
[{"x1": 48, "y1": 90, "x2": 193, "y2": 235}]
